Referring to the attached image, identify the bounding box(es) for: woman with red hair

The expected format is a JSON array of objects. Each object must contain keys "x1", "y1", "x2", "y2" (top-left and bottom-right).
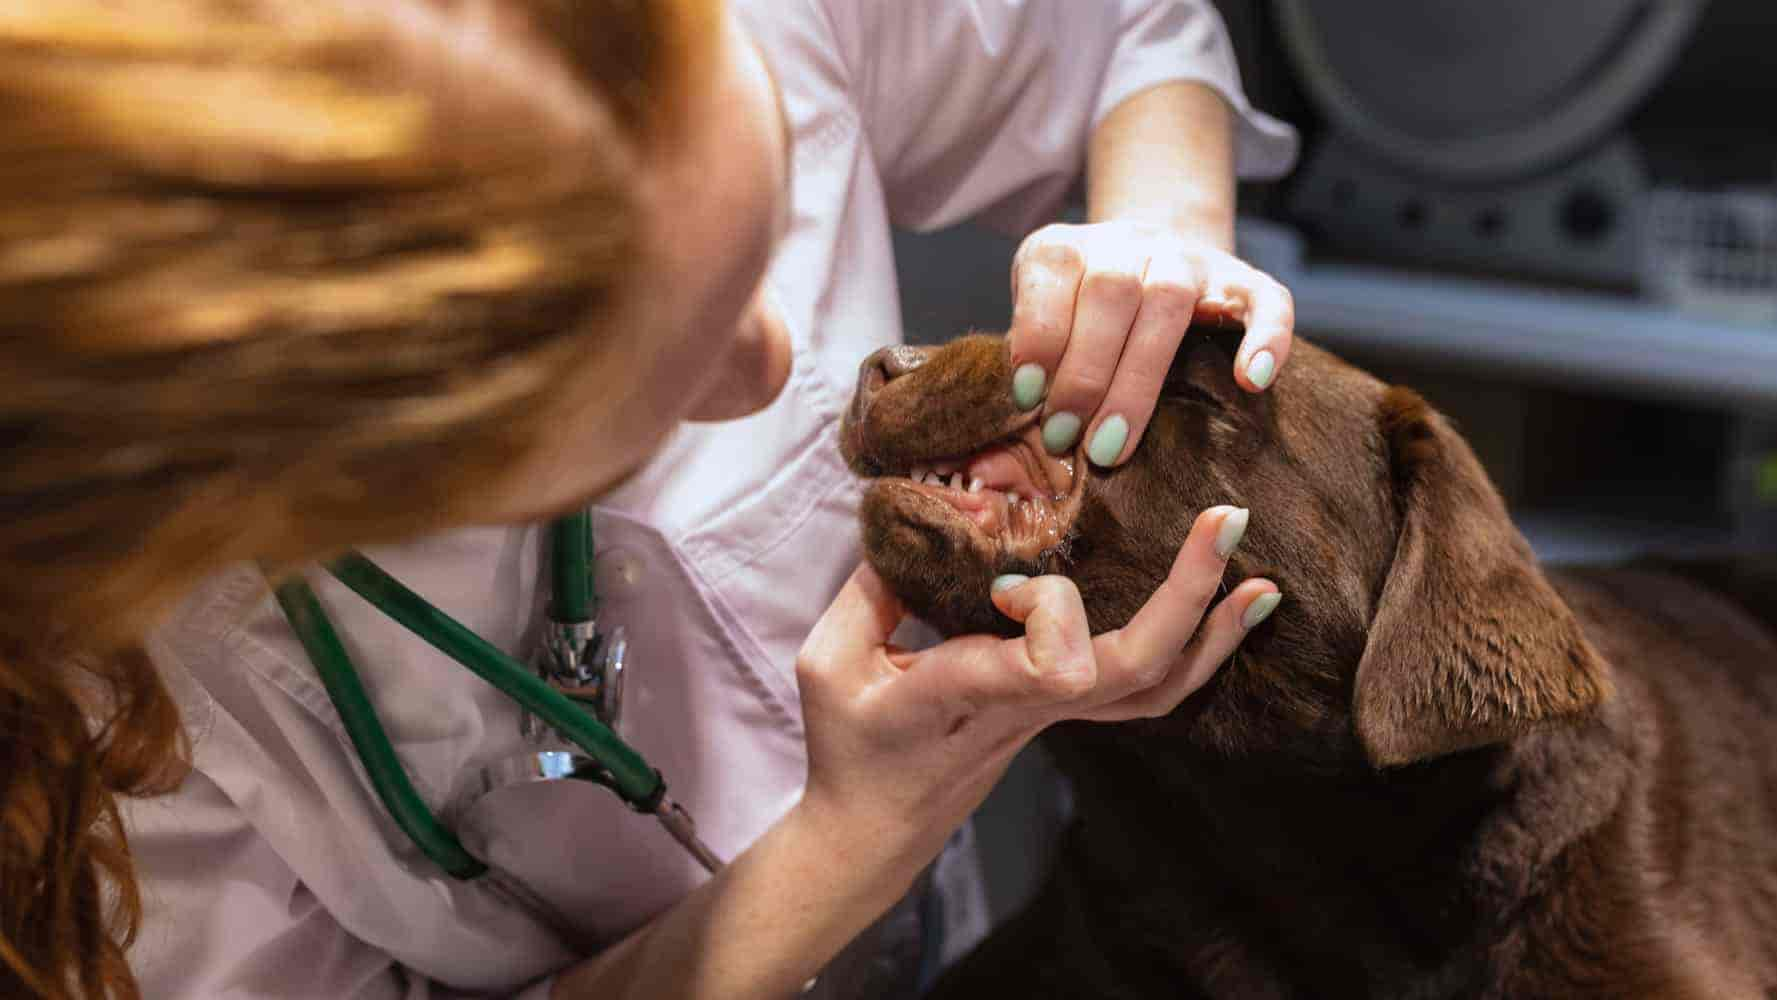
[{"x1": 0, "y1": 1, "x2": 1293, "y2": 996}]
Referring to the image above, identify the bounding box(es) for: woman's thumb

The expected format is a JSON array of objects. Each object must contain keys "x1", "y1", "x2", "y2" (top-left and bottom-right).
[{"x1": 798, "y1": 563, "x2": 906, "y2": 683}]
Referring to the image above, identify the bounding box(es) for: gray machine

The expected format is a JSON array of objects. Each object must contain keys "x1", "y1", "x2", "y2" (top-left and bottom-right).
[
  {"x1": 1267, "y1": 0, "x2": 1777, "y2": 547},
  {"x1": 1274, "y1": 0, "x2": 1770, "y2": 292}
]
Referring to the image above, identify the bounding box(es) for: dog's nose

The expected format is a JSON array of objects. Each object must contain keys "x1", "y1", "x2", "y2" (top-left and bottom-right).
[
  {"x1": 842, "y1": 346, "x2": 930, "y2": 472},
  {"x1": 858, "y1": 345, "x2": 929, "y2": 397},
  {"x1": 850, "y1": 345, "x2": 928, "y2": 416}
]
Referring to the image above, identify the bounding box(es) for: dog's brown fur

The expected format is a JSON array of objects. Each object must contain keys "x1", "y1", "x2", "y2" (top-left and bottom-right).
[{"x1": 840, "y1": 332, "x2": 1777, "y2": 998}]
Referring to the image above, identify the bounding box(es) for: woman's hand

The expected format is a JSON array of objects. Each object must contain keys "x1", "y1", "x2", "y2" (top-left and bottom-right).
[
  {"x1": 1006, "y1": 219, "x2": 1295, "y2": 469},
  {"x1": 791, "y1": 504, "x2": 1280, "y2": 873},
  {"x1": 555, "y1": 507, "x2": 1279, "y2": 1000}
]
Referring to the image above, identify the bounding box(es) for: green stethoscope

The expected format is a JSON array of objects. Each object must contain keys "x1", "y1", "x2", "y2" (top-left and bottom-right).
[{"x1": 271, "y1": 510, "x2": 724, "y2": 896}]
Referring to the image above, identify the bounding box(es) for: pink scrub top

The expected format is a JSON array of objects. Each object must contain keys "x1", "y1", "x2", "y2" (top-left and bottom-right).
[{"x1": 123, "y1": 2, "x2": 1296, "y2": 995}]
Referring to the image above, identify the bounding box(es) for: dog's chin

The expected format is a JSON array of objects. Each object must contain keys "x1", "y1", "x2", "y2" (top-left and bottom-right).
[
  {"x1": 860, "y1": 485, "x2": 1041, "y2": 638},
  {"x1": 852, "y1": 420, "x2": 1092, "y2": 636}
]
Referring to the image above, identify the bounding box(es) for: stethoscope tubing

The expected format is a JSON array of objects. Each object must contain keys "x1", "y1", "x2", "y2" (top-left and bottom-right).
[
  {"x1": 272, "y1": 520, "x2": 727, "y2": 889},
  {"x1": 325, "y1": 551, "x2": 665, "y2": 810},
  {"x1": 274, "y1": 577, "x2": 489, "y2": 878},
  {"x1": 548, "y1": 512, "x2": 595, "y2": 623}
]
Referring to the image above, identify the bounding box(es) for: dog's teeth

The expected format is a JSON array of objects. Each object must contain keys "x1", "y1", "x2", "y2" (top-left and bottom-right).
[
  {"x1": 949, "y1": 472, "x2": 964, "y2": 490},
  {"x1": 910, "y1": 465, "x2": 928, "y2": 483},
  {"x1": 1007, "y1": 491, "x2": 1021, "y2": 505},
  {"x1": 968, "y1": 477, "x2": 984, "y2": 494}
]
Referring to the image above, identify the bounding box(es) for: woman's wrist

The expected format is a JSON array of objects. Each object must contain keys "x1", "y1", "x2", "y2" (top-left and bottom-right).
[
  {"x1": 780, "y1": 791, "x2": 931, "y2": 910},
  {"x1": 1087, "y1": 80, "x2": 1236, "y2": 251},
  {"x1": 549, "y1": 796, "x2": 929, "y2": 1000}
]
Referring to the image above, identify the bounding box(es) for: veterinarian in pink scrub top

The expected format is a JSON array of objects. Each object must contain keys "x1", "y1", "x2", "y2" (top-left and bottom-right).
[{"x1": 113, "y1": 1, "x2": 1300, "y2": 997}]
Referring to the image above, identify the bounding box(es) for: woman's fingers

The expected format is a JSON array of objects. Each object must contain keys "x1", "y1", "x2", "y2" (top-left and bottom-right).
[
  {"x1": 796, "y1": 563, "x2": 907, "y2": 690},
  {"x1": 1079, "y1": 579, "x2": 1280, "y2": 722},
  {"x1": 1039, "y1": 233, "x2": 1147, "y2": 456},
  {"x1": 877, "y1": 576, "x2": 1096, "y2": 733},
  {"x1": 1008, "y1": 222, "x2": 1298, "y2": 479},
  {"x1": 1087, "y1": 505, "x2": 1248, "y2": 702},
  {"x1": 1226, "y1": 265, "x2": 1294, "y2": 393},
  {"x1": 986, "y1": 574, "x2": 1098, "y2": 695},
  {"x1": 1079, "y1": 249, "x2": 1201, "y2": 467},
  {"x1": 864, "y1": 507, "x2": 1278, "y2": 735},
  {"x1": 1006, "y1": 226, "x2": 1086, "y2": 408}
]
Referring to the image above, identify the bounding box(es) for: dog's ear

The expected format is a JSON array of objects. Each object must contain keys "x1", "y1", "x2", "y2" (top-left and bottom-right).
[{"x1": 1353, "y1": 388, "x2": 1612, "y2": 768}]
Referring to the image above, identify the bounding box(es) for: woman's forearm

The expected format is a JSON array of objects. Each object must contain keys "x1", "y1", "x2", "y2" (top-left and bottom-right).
[
  {"x1": 550, "y1": 801, "x2": 923, "y2": 1000},
  {"x1": 1087, "y1": 80, "x2": 1236, "y2": 251}
]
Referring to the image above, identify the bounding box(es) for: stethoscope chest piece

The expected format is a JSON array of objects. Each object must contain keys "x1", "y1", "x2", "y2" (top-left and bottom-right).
[
  {"x1": 524, "y1": 618, "x2": 627, "y2": 743},
  {"x1": 282, "y1": 514, "x2": 725, "y2": 879}
]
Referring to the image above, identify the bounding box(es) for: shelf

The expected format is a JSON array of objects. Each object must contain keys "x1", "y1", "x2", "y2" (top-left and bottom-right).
[
  {"x1": 1514, "y1": 508, "x2": 1737, "y2": 565},
  {"x1": 1238, "y1": 220, "x2": 1777, "y2": 409}
]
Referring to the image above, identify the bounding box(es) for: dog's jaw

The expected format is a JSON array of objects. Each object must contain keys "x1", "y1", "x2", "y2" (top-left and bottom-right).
[
  {"x1": 855, "y1": 425, "x2": 1094, "y2": 636},
  {"x1": 862, "y1": 423, "x2": 1087, "y2": 555},
  {"x1": 841, "y1": 335, "x2": 1102, "y2": 633}
]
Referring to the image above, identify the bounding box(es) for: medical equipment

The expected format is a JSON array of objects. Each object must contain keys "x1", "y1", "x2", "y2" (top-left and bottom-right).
[
  {"x1": 273, "y1": 510, "x2": 724, "y2": 889},
  {"x1": 1264, "y1": 0, "x2": 1776, "y2": 290}
]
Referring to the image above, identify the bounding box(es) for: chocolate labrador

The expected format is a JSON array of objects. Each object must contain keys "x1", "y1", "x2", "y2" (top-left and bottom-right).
[{"x1": 839, "y1": 331, "x2": 1777, "y2": 998}]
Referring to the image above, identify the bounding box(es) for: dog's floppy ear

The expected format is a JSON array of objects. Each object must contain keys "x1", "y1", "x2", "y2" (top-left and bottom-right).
[{"x1": 1353, "y1": 388, "x2": 1612, "y2": 767}]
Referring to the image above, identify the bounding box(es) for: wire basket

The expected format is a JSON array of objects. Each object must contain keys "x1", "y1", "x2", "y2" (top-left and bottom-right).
[{"x1": 1641, "y1": 188, "x2": 1777, "y2": 326}]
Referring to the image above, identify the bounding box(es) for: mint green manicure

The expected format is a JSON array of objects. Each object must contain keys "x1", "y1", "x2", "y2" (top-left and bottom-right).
[
  {"x1": 1042, "y1": 411, "x2": 1082, "y2": 454},
  {"x1": 1247, "y1": 350, "x2": 1277, "y2": 390},
  {"x1": 1086, "y1": 414, "x2": 1128, "y2": 466},
  {"x1": 992, "y1": 574, "x2": 1031, "y2": 594},
  {"x1": 1214, "y1": 507, "x2": 1250, "y2": 559},
  {"x1": 1242, "y1": 591, "x2": 1283, "y2": 629},
  {"x1": 1013, "y1": 363, "x2": 1047, "y2": 411}
]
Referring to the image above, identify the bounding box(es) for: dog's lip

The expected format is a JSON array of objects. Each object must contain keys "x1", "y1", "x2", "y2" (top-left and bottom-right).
[
  {"x1": 866, "y1": 425, "x2": 1090, "y2": 557},
  {"x1": 855, "y1": 414, "x2": 1069, "y2": 491},
  {"x1": 866, "y1": 423, "x2": 1075, "y2": 499}
]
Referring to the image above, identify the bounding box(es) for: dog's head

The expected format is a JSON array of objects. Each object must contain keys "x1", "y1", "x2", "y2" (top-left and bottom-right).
[{"x1": 840, "y1": 332, "x2": 1611, "y2": 769}]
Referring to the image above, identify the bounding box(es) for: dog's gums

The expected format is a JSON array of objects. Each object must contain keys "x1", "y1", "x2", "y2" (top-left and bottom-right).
[
  {"x1": 866, "y1": 420, "x2": 1086, "y2": 561},
  {"x1": 838, "y1": 335, "x2": 1123, "y2": 635}
]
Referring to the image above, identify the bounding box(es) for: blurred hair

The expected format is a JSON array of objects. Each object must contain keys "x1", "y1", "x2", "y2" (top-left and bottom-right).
[{"x1": 0, "y1": 1, "x2": 718, "y2": 995}]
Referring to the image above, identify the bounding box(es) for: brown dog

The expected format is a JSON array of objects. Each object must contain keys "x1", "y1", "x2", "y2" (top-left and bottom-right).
[{"x1": 839, "y1": 332, "x2": 1777, "y2": 998}]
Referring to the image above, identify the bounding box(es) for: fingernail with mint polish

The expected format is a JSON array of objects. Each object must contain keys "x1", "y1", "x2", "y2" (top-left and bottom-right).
[
  {"x1": 1247, "y1": 350, "x2": 1277, "y2": 390},
  {"x1": 1013, "y1": 364, "x2": 1047, "y2": 411},
  {"x1": 1242, "y1": 591, "x2": 1283, "y2": 629},
  {"x1": 1215, "y1": 507, "x2": 1250, "y2": 559},
  {"x1": 1042, "y1": 411, "x2": 1081, "y2": 454},
  {"x1": 992, "y1": 574, "x2": 1031, "y2": 594},
  {"x1": 1086, "y1": 414, "x2": 1128, "y2": 467}
]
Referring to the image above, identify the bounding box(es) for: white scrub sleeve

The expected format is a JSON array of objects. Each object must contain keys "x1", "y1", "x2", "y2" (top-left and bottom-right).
[{"x1": 827, "y1": 0, "x2": 1298, "y2": 234}]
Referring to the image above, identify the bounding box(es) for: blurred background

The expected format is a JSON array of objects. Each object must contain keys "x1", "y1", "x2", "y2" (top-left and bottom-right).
[{"x1": 902, "y1": 0, "x2": 1777, "y2": 923}]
